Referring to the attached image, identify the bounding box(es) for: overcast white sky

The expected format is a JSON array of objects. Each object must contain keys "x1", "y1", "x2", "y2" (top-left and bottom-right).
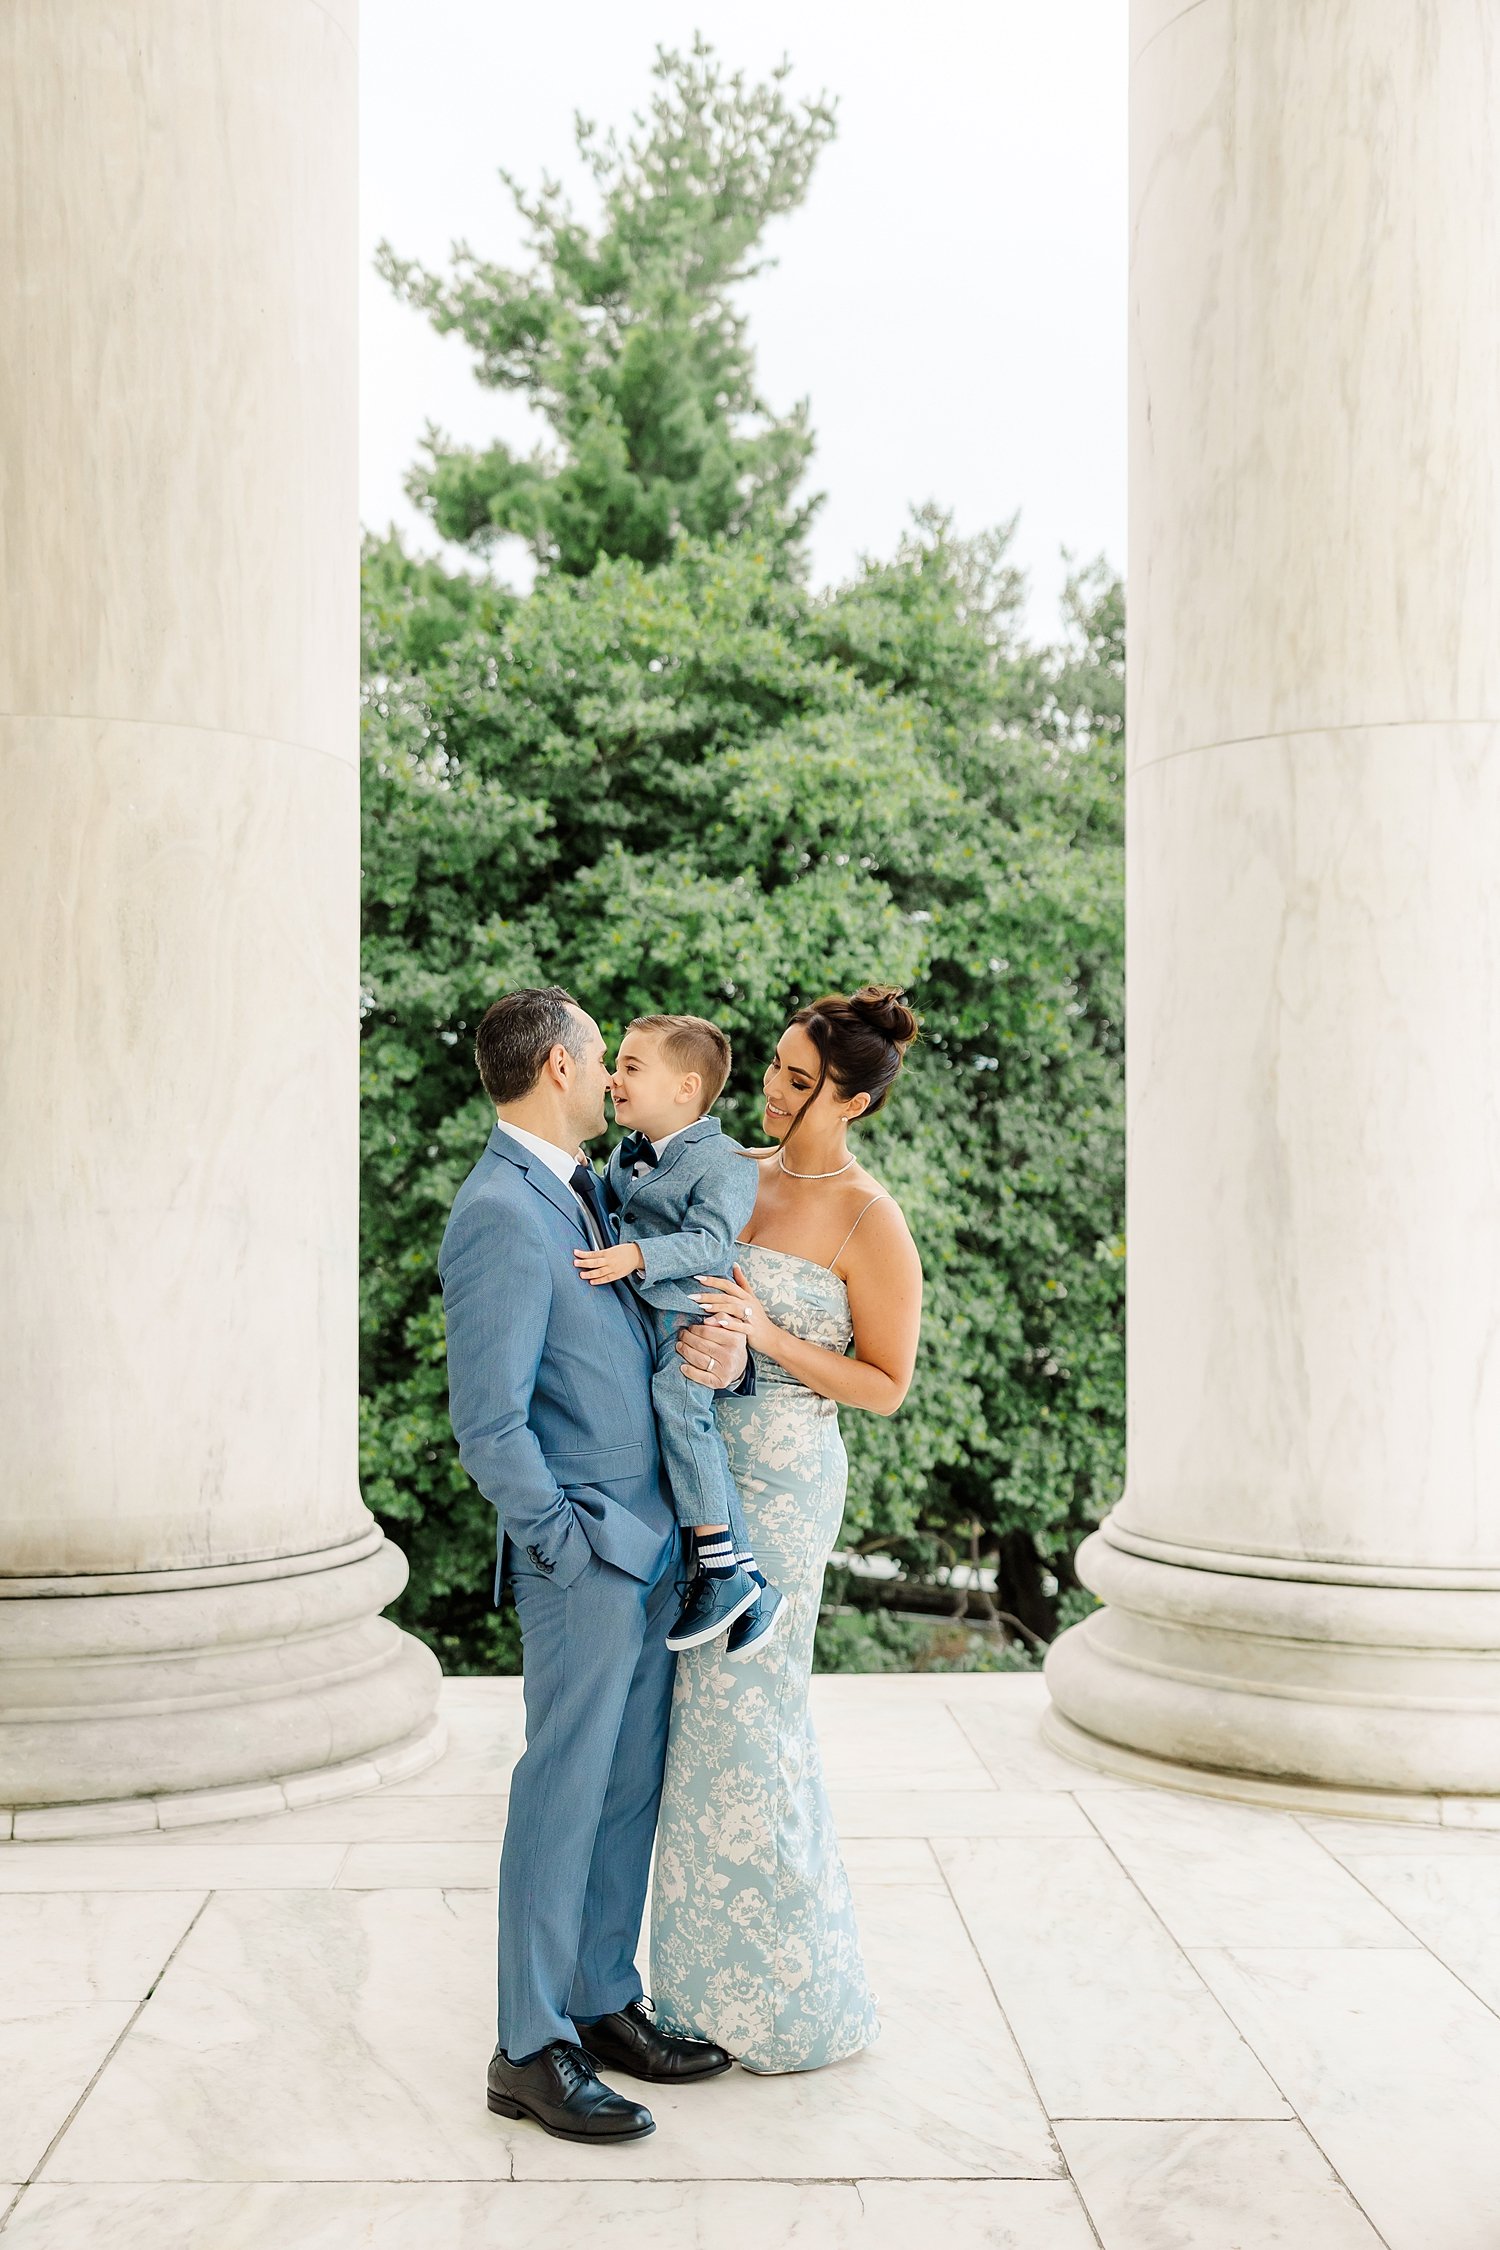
[{"x1": 360, "y1": 1, "x2": 1126, "y2": 642}]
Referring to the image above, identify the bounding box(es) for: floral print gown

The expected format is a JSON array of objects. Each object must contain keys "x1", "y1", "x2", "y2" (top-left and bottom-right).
[{"x1": 649, "y1": 1242, "x2": 880, "y2": 2073}]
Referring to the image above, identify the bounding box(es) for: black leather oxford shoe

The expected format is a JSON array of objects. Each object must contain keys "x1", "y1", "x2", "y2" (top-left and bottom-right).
[
  {"x1": 578, "y1": 1998, "x2": 734, "y2": 2083},
  {"x1": 485, "y1": 2041, "x2": 655, "y2": 2141}
]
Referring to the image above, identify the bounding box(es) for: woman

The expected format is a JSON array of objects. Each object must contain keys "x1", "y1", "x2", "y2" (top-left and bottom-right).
[{"x1": 650, "y1": 985, "x2": 924, "y2": 2073}]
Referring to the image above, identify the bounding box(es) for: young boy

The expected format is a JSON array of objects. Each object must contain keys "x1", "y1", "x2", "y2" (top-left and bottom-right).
[{"x1": 574, "y1": 1015, "x2": 784, "y2": 1654}]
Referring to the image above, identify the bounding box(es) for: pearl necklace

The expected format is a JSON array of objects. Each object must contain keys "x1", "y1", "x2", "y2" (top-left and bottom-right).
[{"x1": 778, "y1": 1150, "x2": 857, "y2": 1180}]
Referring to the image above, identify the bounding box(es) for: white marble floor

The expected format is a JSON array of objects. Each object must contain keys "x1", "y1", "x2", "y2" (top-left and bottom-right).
[{"x1": 3, "y1": 1675, "x2": 1499, "y2": 2248}]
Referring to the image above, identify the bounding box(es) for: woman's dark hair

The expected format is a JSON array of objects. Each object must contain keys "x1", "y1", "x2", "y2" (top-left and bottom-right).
[{"x1": 775, "y1": 985, "x2": 920, "y2": 1153}]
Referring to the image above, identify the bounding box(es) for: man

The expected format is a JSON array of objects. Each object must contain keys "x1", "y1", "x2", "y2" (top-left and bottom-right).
[{"x1": 439, "y1": 986, "x2": 746, "y2": 2142}]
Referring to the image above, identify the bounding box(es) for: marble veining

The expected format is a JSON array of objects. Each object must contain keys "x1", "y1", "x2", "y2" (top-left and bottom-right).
[
  {"x1": 1192, "y1": 1945, "x2": 1500, "y2": 2250},
  {"x1": 937, "y1": 1835, "x2": 1289, "y2": 2120},
  {"x1": 12, "y1": 1679, "x2": 1500, "y2": 2243}
]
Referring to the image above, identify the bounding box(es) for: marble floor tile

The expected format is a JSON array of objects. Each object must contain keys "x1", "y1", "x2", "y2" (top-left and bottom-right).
[
  {"x1": 1300, "y1": 1815, "x2": 1500, "y2": 1859},
  {"x1": 519, "y1": 1878, "x2": 1061, "y2": 2181},
  {"x1": 948, "y1": 1703, "x2": 1131, "y2": 1791},
  {"x1": 1438, "y1": 1798, "x2": 1500, "y2": 1831},
  {"x1": 855, "y1": 2180, "x2": 1096, "y2": 2246},
  {"x1": 805, "y1": 1699, "x2": 995, "y2": 1791},
  {"x1": 1, "y1": 2183, "x2": 855, "y2": 2249},
  {"x1": 40, "y1": 1889, "x2": 510, "y2": 2185},
  {"x1": 1339, "y1": 1855, "x2": 1500, "y2": 2014},
  {"x1": 434, "y1": 1678, "x2": 525, "y2": 1706},
  {"x1": 0, "y1": 2180, "x2": 1095, "y2": 2249},
  {"x1": 829, "y1": 1789, "x2": 1092, "y2": 1838},
  {"x1": 837, "y1": 1837, "x2": 940, "y2": 1882},
  {"x1": 1056, "y1": 2118, "x2": 1385, "y2": 2249},
  {"x1": 42, "y1": 1878, "x2": 1057, "y2": 2186},
  {"x1": 810, "y1": 1671, "x2": 1052, "y2": 1708},
  {"x1": 126, "y1": 1794, "x2": 511, "y2": 1848},
  {"x1": 337, "y1": 1843, "x2": 499, "y2": 1890},
  {"x1": 0, "y1": 2005, "x2": 135, "y2": 2179},
  {"x1": 936, "y1": 1838, "x2": 1288, "y2": 2120},
  {"x1": 1192, "y1": 1945, "x2": 1500, "y2": 2250},
  {"x1": 384, "y1": 1704, "x2": 527, "y2": 1797},
  {"x1": 1082, "y1": 1791, "x2": 1416, "y2": 1948},
  {"x1": 327, "y1": 1834, "x2": 932, "y2": 1899},
  {"x1": 0, "y1": 1844, "x2": 345, "y2": 1893},
  {"x1": 0, "y1": 1894, "x2": 204, "y2": 2017}
]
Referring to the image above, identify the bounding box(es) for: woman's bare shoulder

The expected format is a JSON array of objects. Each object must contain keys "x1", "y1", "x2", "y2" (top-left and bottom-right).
[
  {"x1": 839, "y1": 1180, "x2": 918, "y2": 1267},
  {"x1": 844, "y1": 1159, "x2": 898, "y2": 1205}
]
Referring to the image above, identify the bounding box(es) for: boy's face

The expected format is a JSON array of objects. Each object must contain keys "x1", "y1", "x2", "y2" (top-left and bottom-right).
[{"x1": 609, "y1": 1030, "x2": 699, "y2": 1141}]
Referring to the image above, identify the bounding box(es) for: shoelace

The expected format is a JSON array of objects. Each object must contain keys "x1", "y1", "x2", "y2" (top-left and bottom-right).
[{"x1": 548, "y1": 2042, "x2": 600, "y2": 2092}]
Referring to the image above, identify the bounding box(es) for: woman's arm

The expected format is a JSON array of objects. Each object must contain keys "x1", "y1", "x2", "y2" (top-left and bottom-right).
[{"x1": 692, "y1": 1200, "x2": 923, "y2": 1416}]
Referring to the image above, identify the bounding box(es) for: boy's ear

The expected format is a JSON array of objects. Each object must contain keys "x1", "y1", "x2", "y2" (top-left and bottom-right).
[{"x1": 678, "y1": 1071, "x2": 704, "y2": 1109}]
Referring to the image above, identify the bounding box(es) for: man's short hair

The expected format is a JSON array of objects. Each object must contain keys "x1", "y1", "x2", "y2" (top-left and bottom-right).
[
  {"x1": 628, "y1": 1014, "x2": 733, "y2": 1114},
  {"x1": 475, "y1": 987, "x2": 586, "y2": 1106}
]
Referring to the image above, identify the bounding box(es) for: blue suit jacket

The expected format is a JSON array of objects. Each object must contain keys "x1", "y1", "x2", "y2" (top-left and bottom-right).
[
  {"x1": 439, "y1": 1125, "x2": 676, "y2": 1596},
  {"x1": 605, "y1": 1116, "x2": 760, "y2": 1324}
]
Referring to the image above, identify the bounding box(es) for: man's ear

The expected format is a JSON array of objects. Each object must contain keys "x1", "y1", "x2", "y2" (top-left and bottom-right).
[{"x1": 546, "y1": 1041, "x2": 572, "y2": 1090}]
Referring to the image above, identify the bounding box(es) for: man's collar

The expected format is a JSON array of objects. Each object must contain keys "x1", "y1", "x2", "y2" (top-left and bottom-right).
[{"x1": 492, "y1": 1118, "x2": 583, "y2": 1185}]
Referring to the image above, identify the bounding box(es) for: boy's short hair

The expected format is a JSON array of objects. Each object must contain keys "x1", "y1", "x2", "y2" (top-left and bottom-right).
[{"x1": 629, "y1": 1014, "x2": 733, "y2": 1115}]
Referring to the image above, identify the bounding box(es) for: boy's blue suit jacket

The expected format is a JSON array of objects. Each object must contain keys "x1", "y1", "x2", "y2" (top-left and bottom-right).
[
  {"x1": 439, "y1": 1124, "x2": 676, "y2": 1598},
  {"x1": 604, "y1": 1115, "x2": 759, "y2": 1321}
]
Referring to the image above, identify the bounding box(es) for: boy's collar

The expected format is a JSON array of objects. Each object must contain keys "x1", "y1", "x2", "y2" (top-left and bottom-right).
[{"x1": 638, "y1": 1115, "x2": 721, "y2": 1157}]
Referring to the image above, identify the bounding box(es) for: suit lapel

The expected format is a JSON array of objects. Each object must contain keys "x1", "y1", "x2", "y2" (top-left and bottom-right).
[
  {"x1": 488, "y1": 1127, "x2": 655, "y2": 1349},
  {"x1": 489, "y1": 1125, "x2": 588, "y2": 1242},
  {"x1": 617, "y1": 1116, "x2": 719, "y2": 1211}
]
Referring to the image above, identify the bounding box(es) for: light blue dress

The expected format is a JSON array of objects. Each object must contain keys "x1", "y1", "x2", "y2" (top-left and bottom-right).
[{"x1": 649, "y1": 1241, "x2": 881, "y2": 2073}]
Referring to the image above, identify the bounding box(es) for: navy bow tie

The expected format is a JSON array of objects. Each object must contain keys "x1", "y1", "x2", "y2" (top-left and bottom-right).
[{"x1": 619, "y1": 1130, "x2": 659, "y2": 1171}]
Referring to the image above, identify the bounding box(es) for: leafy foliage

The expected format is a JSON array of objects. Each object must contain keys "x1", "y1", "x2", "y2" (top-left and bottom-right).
[
  {"x1": 376, "y1": 39, "x2": 833, "y2": 576},
  {"x1": 360, "y1": 43, "x2": 1124, "y2": 1672}
]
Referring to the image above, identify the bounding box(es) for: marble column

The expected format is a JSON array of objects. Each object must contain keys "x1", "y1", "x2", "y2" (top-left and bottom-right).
[
  {"x1": 0, "y1": 1, "x2": 443, "y2": 1832},
  {"x1": 1045, "y1": 0, "x2": 1500, "y2": 1808}
]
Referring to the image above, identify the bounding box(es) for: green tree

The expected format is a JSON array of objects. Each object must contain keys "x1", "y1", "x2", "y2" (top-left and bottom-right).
[
  {"x1": 376, "y1": 39, "x2": 834, "y2": 576},
  {"x1": 360, "y1": 43, "x2": 1124, "y2": 1673}
]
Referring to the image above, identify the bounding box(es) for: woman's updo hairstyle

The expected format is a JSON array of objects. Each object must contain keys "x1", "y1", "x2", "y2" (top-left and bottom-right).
[{"x1": 785, "y1": 984, "x2": 920, "y2": 1134}]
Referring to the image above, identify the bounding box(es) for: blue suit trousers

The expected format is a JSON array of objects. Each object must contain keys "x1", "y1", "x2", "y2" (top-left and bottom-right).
[{"x1": 499, "y1": 1531, "x2": 686, "y2": 2060}]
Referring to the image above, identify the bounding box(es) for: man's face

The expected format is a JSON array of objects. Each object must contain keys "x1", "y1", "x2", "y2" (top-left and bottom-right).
[{"x1": 563, "y1": 1009, "x2": 611, "y2": 1144}]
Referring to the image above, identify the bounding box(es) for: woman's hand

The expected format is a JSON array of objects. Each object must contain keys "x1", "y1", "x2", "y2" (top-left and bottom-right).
[{"x1": 692, "y1": 1264, "x2": 778, "y2": 1356}]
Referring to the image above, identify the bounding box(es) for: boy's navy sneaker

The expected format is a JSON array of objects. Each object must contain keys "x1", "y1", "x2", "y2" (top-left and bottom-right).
[
  {"x1": 727, "y1": 1581, "x2": 786, "y2": 1655},
  {"x1": 665, "y1": 1565, "x2": 761, "y2": 1651}
]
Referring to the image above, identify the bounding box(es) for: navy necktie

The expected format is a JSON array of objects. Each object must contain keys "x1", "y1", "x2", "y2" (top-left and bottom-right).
[
  {"x1": 618, "y1": 1130, "x2": 659, "y2": 1172},
  {"x1": 569, "y1": 1160, "x2": 612, "y2": 1244}
]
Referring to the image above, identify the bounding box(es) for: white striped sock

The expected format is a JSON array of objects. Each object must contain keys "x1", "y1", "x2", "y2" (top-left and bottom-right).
[{"x1": 695, "y1": 1532, "x2": 736, "y2": 1576}]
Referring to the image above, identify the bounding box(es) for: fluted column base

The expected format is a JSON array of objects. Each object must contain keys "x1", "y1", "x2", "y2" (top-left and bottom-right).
[
  {"x1": 0, "y1": 1529, "x2": 445, "y2": 1836},
  {"x1": 1043, "y1": 1518, "x2": 1500, "y2": 1818}
]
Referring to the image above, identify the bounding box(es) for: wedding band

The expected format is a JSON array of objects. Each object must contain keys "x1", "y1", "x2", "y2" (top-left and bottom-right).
[{"x1": 708, "y1": 1356, "x2": 717, "y2": 1372}]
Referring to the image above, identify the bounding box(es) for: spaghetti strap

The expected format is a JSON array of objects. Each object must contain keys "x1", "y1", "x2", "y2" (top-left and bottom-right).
[{"x1": 825, "y1": 1194, "x2": 890, "y2": 1270}]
